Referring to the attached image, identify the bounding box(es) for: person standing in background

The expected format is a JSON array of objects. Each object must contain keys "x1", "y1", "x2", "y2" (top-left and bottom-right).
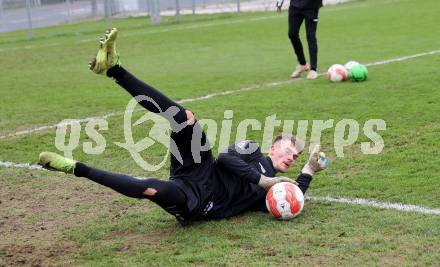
[{"x1": 277, "y1": 0, "x2": 323, "y2": 80}]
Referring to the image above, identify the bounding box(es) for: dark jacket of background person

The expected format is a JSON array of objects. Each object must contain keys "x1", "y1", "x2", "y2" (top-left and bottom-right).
[{"x1": 291, "y1": 0, "x2": 323, "y2": 9}]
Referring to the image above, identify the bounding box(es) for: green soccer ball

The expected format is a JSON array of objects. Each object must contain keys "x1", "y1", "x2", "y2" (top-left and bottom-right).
[{"x1": 348, "y1": 64, "x2": 368, "y2": 82}]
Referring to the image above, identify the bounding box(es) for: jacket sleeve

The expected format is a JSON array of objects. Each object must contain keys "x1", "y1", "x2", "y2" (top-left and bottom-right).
[
  {"x1": 217, "y1": 140, "x2": 262, "y2": 184},
  {"x1": 296, "y1": 172, "x2": 313, "y2": 194}
]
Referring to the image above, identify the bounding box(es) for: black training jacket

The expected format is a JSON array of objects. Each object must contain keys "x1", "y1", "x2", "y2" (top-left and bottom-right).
[
  {"x1": 205, "y1": 140, "x2": 313, "y2": 219},
  {"x1": 290, "y1": 0, "x2": 323, "y2": 9}
]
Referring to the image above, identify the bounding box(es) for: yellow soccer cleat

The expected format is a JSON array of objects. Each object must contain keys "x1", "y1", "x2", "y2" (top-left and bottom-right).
[
  {"x1": 88, "y1": 28, "x2": 121, "y2": 74},
  {"x1": 38, "y1": 151, "x2": 76, "y2": 174}
]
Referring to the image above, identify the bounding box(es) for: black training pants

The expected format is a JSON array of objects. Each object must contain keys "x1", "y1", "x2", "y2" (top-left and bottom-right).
[
  {"x1": 288, "y1": 6, "x2": 320, "y2": 71},
  {"x1": 73, "y1": 66, "x2": 212, "y2": 225},
  {"x1": 74, "y1": 162, "x2": 189, "y2": 223}
]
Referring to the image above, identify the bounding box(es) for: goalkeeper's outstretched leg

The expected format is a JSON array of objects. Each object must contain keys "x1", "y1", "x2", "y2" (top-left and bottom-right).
[
  {"x1": 38, "y1": 152, "x2": 191, "y2": 225},
  {"x1": 88, "y1": 28, "x2": 211, "y2": 174}
]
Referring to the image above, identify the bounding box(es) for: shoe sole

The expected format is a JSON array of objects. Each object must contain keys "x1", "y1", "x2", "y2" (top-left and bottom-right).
[
  {"x1": 40, "y1": 163, "x2": 59, "y2": 172},
  {"x1": 89, "y1": 28, "x2": 118, "y2": 74}
]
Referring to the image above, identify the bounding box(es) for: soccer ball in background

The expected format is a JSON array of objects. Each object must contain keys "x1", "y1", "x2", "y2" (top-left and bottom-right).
[
  {"x1": 348, "y1": 64, "x2": 368, "y2": 82},
  {"x1": 344, "y1": 60, "x2": 360, "y2": 71},
  {"x1": 266, "y1": 182, "x2": 304, "y2": 220},
  {"x1": 327, "y1": 64, "x2": 348, "y2": 82}
]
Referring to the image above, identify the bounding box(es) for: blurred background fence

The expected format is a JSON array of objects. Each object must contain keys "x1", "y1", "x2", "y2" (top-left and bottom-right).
[{"x1": 0, "y1": 0, "x2": 350, "y2": 36}]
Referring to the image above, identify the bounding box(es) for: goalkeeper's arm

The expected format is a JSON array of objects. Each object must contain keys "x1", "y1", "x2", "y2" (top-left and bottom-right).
[{"x1": 276, "y1": 0, "x2": 284, "y2": 12}]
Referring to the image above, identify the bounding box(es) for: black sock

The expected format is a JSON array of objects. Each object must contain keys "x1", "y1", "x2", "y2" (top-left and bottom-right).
[{"x1": 106, "y1": 65, "x2": 126, "y2": 80}]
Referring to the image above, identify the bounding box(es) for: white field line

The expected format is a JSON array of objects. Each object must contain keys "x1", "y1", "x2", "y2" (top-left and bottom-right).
[
  {"x1": 0, "y1": 161, "x2": 46, "y2": 171},
  {"x1": 0, "y1": 112, "x2": 121, "y2": 140},
  {"x1": 0, "y1": 159, "x2": 438, "y2": 216},
  {"x1": 1, "y1": 49, "x2": 439, "y2": 141},
  {"x1": 364, "y1": 50, "x2": 440, "y2": 66},
  {"x1": 307, "y1": 195, "x2": 440, "y2": 215}
]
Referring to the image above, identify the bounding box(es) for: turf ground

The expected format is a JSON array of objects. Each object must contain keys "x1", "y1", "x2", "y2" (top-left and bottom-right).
[{"x1": 1, "y1": 0, "x2": 439, "y2": 265}]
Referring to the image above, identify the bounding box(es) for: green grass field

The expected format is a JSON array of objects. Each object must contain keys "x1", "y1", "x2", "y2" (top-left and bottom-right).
[{"x1": 1, "y1": 0, "x2": 440, "y2": 265}]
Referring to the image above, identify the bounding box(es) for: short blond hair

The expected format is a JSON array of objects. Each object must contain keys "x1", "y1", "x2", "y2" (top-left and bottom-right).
[{"x1": 272, "y1": 133, "x2": 305, "y2": 153}]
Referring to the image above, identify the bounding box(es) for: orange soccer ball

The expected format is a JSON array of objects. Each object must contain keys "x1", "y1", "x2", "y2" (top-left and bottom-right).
[{"x1": 266, "y1": 182, "x2": 304, "y2": 220}]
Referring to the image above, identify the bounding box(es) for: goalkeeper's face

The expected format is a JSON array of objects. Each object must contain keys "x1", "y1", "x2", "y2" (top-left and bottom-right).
[{"x1": 269, "y1": 139, "x2": 300, "y2": 173}]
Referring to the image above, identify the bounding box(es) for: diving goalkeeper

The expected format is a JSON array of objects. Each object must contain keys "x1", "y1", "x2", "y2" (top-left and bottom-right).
[{"x1": 39, "y1": 29, "x2": 328, "y2": 226}]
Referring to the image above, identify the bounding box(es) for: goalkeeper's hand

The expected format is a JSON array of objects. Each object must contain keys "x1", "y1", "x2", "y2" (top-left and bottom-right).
[
  {"x1": 258, "y1": 175, "x2": 298, "y2": 191},
  {"x1": 301, "y1": 144, "x2": 329, "y2": 176},
  {"x1": 276, "y1": 0, "x2": 284, "y2": 13}
]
